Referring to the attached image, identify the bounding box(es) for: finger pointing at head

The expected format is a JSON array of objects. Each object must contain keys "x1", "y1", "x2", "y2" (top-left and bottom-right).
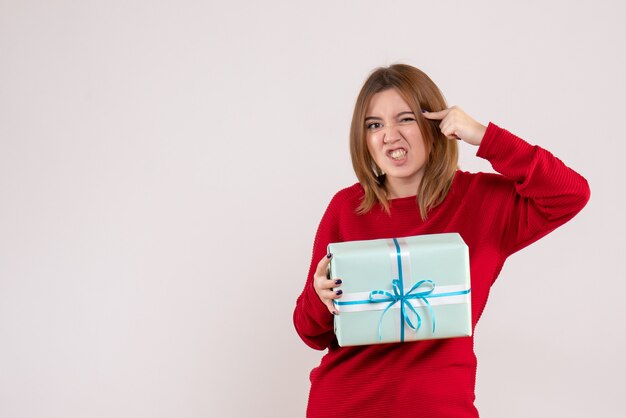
[{"x1": 422, "y1": 109, "x2": 450, "y2": 121}]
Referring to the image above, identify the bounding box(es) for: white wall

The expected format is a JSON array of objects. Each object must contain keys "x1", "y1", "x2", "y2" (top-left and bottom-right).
[{"x1": 1, "y1": 1, "x2": 624, "y2": 417}]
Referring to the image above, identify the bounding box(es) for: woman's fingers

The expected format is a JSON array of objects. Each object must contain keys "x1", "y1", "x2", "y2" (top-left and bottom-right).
[
  {"x1": 422, "y1": 108, "x2": 450, "y2": 120},
  {"x1": 423, "y1": 107, "x2": 459, "y2": 139},
  {"x1": 313, "y1": 254, "x2": 343, "y2": 315},
  {"x1": 314, "y1": 253, "x2": 332, "y2": 277},
  {"x1": 324, "y1": 299, "x2": 337, "y2": 315},
  {"x1": 423, "y1": 106, "x2": 485, "y2": 145},
  {"x1": 325, "y1": 284, "x2": 343, "y2": 315},
  {"x1": 326, "y1": 281, "x2": 343, "y2": 298},
  {"x1": 439, "y1": 120, "x2": 460, "y2": 140}
]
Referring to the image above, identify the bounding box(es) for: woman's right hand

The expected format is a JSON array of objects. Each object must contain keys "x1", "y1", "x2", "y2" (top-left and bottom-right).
[{"x1": 313, "y1": 254, "x2": 343, "y2": 315}]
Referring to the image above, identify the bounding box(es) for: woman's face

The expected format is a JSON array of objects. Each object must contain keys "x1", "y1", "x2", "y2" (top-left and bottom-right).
[{"x1": 365, "y1": 88, "x2": 427, "y2": 196}]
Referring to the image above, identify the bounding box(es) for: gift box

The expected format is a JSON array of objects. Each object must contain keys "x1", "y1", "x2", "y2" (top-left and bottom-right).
[{"x1": 328, "y1": 233, "x2": 472, "y2": 347}]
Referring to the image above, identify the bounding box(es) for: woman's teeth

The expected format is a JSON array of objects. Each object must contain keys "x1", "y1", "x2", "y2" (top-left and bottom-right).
[{"x1": 389, "y1": 149, "x2": 407, "y2": 160}]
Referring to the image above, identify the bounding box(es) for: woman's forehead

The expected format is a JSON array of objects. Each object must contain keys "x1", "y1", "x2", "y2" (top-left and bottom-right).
[{"x1": 366, "y1": 88, "x2": 413, "y2": 116}]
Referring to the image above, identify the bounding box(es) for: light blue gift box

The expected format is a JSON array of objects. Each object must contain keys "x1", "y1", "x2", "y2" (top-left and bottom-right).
[{"x1": 328, "y1": 233, "x2": 472, "y2": 347}]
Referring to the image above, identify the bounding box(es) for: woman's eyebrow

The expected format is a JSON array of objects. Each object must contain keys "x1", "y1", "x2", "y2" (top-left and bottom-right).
[{"x1": 365, "y1": 111, "x2": 415, "y2": 122}]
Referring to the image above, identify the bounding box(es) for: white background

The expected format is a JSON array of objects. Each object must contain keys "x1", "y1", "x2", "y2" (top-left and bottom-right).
[{"x1": 1, "y1": 1, "x2": 624, "y2": 417}]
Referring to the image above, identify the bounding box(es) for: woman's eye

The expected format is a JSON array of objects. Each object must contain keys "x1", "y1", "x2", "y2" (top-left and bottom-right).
[
  {"x1": 367, "y1": 122, "x2": 382, "y2": 130},
  {"x1": 401, "y1": 117, "x2": 416, "y2": 123}
]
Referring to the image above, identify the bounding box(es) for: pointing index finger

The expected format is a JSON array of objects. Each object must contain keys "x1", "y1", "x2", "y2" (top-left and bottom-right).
[{"x1": 422, "y1": 108, "x2": 450, "y2": 120}]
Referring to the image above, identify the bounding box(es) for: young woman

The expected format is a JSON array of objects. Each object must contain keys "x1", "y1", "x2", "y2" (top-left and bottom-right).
[{"x1": 293, "y1": 64, "x2": 590, "y2": 417}]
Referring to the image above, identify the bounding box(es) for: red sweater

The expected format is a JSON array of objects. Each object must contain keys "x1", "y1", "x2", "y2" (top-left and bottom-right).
[{"x1": 293, "y1": 123, "x2": 590, "y2": 418}]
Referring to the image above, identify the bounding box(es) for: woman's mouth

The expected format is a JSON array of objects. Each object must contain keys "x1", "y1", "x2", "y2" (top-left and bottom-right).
[{"x1": 387, "y1": 148, "x2": 407, "y2": 161}]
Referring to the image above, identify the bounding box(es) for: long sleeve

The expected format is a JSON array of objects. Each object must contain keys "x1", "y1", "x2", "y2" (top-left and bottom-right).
[
  {"x1": 475, "y1": 122, "x2": 591, "y2": 257},
  {"x1": 293, "y1": 194, "x2": 342, "y2": 350}
]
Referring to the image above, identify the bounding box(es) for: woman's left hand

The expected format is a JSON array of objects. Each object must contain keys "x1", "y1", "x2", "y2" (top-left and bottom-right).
[{"x1": 422, "y1": 106, "x2": 487, "y2": 146}]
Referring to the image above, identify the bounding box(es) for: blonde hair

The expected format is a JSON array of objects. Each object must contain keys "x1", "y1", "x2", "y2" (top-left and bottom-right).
[{"x1": 350, "y1": 64, "x2": 458, "y2": 220}]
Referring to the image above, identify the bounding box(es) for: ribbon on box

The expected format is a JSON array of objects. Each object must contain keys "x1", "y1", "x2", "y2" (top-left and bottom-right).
[{"x1": 335, "y1": 237, "x2": 471, "y2": 342}]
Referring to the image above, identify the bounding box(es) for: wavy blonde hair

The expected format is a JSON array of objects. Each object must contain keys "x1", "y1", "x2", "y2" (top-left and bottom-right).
[{"x1": 350, "y1": 64, "x2": 458, "y2": 220}]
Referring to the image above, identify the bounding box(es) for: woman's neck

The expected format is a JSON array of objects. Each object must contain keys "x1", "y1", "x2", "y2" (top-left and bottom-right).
[{"x1": 385, "y1": 174, "x2": 422, "y2": 199}]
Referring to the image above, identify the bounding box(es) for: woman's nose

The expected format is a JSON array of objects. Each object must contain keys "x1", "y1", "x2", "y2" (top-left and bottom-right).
[{"x1": 383, "y1": 124, "x2": 402, "y2": 144}]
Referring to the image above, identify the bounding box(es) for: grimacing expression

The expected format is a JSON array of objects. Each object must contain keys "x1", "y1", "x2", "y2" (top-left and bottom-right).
[{"x1": 365, "y1": 88, "x2": 427, "y2": 193}]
